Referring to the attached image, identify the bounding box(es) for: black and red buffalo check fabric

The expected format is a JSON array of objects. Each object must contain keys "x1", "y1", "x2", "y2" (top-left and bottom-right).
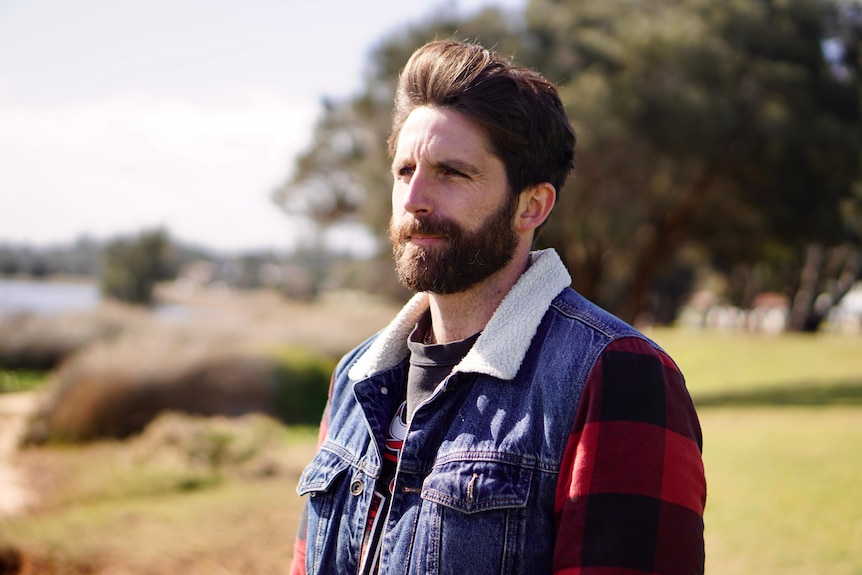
[{"x1": 554, "y1": 337, "x2": 706, "y2": 575}]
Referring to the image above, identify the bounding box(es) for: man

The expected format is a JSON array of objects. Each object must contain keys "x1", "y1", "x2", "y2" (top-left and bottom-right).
[{"x1": 290, "y1": 40, "x2": 706, "y2": 575}]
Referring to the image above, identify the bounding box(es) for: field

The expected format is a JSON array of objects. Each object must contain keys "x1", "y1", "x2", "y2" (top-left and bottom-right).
[
  {"x1": 1, "y1": 300, "x2": 860, "y2": 574},
  {"x1": 651, "y1": 329, "x2": 862, "y2": 574}
]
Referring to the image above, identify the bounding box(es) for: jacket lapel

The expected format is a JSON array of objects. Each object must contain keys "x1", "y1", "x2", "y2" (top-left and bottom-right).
[{"x1": 348, "y1": 249, "x2": 571, "y2": 381}]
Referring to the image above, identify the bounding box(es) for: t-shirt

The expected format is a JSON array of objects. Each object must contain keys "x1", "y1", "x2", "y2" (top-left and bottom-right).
[{"x1": 357, "y1": 312, "x2": 479, "y2": 575}]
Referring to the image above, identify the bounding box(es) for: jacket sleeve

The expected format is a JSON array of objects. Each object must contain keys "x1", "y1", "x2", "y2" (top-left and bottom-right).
[
  {"x1": 288, "y1": 504, "x2": 308, "y2": 575},
  {"x1": 288, "y1": 386, "x2": 333, "y2": 575},
  {"x1": 552, "y1": 337, "x2": 706, "y2": 575}
]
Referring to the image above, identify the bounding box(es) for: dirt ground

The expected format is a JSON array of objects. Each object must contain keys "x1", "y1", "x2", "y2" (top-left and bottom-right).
[
  {"x1": 0, "y1": 392, "x2": 38, "y2": 518},
  {"x1": 0, "y1": 393, "x2": 312, "y2": 575}
]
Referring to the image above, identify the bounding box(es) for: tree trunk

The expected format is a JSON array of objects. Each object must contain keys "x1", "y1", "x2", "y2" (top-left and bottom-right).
[
  {"x1": 617, "y1": 164, "x2": 716, "y2": 325},
  {"x1": 788, "y1": 244, "x2": 823, "y2": 332},
  {"x1": 791, "y1": 245, "x2": 862, "y2": 332}
]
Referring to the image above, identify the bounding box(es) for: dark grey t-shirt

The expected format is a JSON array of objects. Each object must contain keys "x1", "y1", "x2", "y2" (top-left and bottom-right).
[{"x1": 406, "y1": 311, "x2": 480, "y2": 421}]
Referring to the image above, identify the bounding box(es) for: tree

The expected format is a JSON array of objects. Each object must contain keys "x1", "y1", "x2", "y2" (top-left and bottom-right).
[
  {"x1": 271, "y1": 5, "x2": 529, "y2": 298},
  {"x1": 272, "y1": 0, "x2": 862, "y2": 328},
  {"x1": 527, "y1": 0, "x2": 862, "y2": 324},
  {"x1": 101, "y1": 229, "x2": 176, "y2": 306}
]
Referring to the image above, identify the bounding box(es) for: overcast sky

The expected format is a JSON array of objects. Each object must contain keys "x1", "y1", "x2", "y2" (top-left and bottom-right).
[{"x1": 0, "y1": 0, "x2": 524, "y2": 254}]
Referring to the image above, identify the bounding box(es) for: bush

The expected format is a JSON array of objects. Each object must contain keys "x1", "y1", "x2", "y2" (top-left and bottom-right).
[
  {"x1": 133, "y1": 412, "x2": 291, "y2": 483},
  {"x1": 22, "y1": 335, "x2": 335, "y2": 444},
  {"x1": 0, "y1": 304, "x2": 146, "y2": 370},
  {"x1": 271, "y1": 348, "x2": 334, "y2": 425},
  {"x1": 101, "y1": 229, "x2": 176, "y2": 306}
]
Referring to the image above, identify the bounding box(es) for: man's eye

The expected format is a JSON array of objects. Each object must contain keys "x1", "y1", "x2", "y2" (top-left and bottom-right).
[
  {"x1": 397, "y1": 166, "x2": 415, "y2": 178},
  {"x1": 442, "y1": 167, "x2": 466, "y2": 177}
]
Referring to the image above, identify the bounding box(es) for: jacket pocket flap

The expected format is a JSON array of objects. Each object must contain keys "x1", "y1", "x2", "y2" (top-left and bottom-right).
[
  {"x1": 297, "y1": 448, "x2": 351, "y2": 496},
  {"x1": 421, "y1": 459, "x2": 532, "y2": 514}
]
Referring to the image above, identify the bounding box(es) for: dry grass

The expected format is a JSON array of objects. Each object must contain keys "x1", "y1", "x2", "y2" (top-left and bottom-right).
[
  {"x1": 14, "y1": 287, "x2": 400, "y2": 444},
  {"x1": 154, "y1": 284, "x2": 400, "y2": 358},
  {"x1": 2, "y1": 413, "x2": 318, "y2": 575},
  {"x1": 0, "y1": 286, "x2": 401, "y2": 573},
  {"x1": 0, "y1": 303, "x2": 150, "y2": 370},
  {"x1": 25, "y1": 339, "x2": 285, "y2": 443}
]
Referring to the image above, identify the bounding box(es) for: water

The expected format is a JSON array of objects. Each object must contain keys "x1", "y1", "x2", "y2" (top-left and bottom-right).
[
  {"x1": 0, "y1": 279, "x2": 101, "y2": 316},
  {"x1": 0, "y1": 279, "x2": 194, "y2": 318}
]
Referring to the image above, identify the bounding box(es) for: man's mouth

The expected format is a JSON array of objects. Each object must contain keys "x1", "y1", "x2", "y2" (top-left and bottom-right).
[{"x1": 407, "y1": 234, "x2": 446, "y2": 247}]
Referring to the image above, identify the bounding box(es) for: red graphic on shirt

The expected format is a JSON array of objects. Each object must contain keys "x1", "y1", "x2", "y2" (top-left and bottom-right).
[
  {"x1": 384, "y1": 401, "x2": 408, "y2": 461},
  {"x1": 359, "y1": 400, "x2": 407, "y2": 575}
]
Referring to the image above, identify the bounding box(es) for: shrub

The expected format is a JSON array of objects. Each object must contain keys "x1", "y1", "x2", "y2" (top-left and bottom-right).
[
  {"x1": 101, "y1": 229, "x2": 177, "y2": 306},
  {"x1": 22, "y1": 335, "x2": 335, "y2": 444},
  {"x1": 0, "y1": 304, "x2": 145, "y2": 370},
  {"x1": 271, "y1": 348, "x2": 334, "y2": 425},
  {"x1": 133, "y1": 412, "x2": 290, "y2": 482}
]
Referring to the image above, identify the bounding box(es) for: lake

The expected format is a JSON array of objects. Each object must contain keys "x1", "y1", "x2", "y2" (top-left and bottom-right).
[{"x1": 0, "y1": 278, "x2": 101, "y2": 316}]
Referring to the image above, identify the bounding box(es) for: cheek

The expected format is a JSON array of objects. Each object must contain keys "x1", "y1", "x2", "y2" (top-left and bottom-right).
[{"x1": 391, "y1": 185, "x2": 408, "y2": 213}]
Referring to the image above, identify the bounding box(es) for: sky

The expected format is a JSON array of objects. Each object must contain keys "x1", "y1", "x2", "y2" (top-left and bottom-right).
[{"x1": 0, "y1": 0, "x2": 525, "y2": 255}]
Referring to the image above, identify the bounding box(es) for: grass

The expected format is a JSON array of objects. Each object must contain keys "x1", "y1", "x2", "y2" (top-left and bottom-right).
[
  {"x1": 645, "y1": 328, "x2": 862, "y2": 574},
  {"x1": 5, "y1": 478, "x2": 303, "y2": 573},
  {"x1": 646, "y1": 328, "x2": 862, "y2": 403},
  {"x1": 701, "y1": 408, "x2": 862, "y2": 574},
  {"x1": 0, "y1": 369, "x2": 47, "y2": 394},
  {"x1": 1, "y1": 415, "x2": 318, "y2": 574},
  {"x1": 2, "y1": 319, "x2": 860, "y2": 574}
]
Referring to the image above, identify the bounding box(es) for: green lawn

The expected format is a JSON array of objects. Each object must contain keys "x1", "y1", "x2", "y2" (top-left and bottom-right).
[
  {"x1": 701, "y1": 408, "x2": 862, "y2": 574},
  {"x1": 649, "y1": 328, "x2": 862, "y2": 402},
  {"x1": 648, "y1": 328, "x2": 862, "y2": 574}
]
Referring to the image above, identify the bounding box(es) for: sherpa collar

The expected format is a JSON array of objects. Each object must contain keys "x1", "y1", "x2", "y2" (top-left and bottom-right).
[{"x1": 347, "y1": 248, "x2": 572, "y2": 381}]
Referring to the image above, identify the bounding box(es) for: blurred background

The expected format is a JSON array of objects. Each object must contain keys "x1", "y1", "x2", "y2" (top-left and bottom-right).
[{"x1": 0, "y1": 0, "x2": 860, "y2": 573}]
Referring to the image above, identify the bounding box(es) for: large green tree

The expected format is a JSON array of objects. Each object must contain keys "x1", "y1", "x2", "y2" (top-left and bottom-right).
[
  {"x1": 528, "y1": 0, "x2": 862, "y2": 325},
  {"x1": 273, "y1": 0, "x2": 862, "y2": 328}
]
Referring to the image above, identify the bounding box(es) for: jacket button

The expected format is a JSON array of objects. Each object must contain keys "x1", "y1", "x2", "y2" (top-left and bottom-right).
[{"x1": 350, "y1": 479, "x2": 364, "y2": 496}]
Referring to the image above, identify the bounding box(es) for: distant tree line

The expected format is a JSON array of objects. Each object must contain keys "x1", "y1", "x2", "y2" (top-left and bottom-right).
[
  {"x1": 1, "y1": 231, "x2": 194, "y2": 306},
  {"x1": 0, "y1": 237, "x2": 103, "y2": 278},
  {"x1": 0, "y1": 230, "x2": 368, "y2": 306},
  {"x1": 273, "y1": 0, "x2": 862, "y2": 331}
]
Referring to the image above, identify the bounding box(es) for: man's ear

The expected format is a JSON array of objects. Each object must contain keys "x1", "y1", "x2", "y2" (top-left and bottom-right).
[{"x1": 515, "y1": 182, "x2": 556, "y2": 234}]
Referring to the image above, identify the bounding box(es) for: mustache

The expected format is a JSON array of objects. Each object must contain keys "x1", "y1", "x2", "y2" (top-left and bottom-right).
[{"x1": 390, "y1": 215, "x2": 462, "y2": 243}]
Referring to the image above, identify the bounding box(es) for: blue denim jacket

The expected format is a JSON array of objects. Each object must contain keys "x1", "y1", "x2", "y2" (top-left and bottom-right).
[{"x1": 297, "y1": 249, "x2": 649, "y2": 574}]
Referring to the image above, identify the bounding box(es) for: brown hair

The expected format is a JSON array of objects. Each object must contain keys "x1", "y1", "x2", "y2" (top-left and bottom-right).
[{"x1": 389, "y1": 40, "x2": 576, "y2": 197}]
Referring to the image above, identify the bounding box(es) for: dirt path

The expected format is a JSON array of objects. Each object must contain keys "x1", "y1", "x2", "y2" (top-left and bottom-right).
[{"x1": 0, "y1": 392, "x2": 38, "y2": 517}]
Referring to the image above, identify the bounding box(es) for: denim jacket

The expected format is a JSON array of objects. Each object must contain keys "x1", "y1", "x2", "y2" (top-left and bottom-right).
[{"x1": 296, "y1": 249, "x2": 695, "y2": 574}]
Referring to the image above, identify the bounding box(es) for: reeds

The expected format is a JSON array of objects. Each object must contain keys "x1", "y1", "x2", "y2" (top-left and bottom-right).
[{"x1": 9, "y1": 286, "x2": 396, "y2": 444}]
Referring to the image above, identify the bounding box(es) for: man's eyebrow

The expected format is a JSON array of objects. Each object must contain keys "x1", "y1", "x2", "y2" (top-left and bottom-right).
[{"x1": 438, "y1": 159, "x2": 482, "y2": 176}]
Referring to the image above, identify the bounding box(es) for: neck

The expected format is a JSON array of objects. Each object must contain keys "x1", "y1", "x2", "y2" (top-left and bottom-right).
[{"x1": 425, "y1": 246, "x2": 531, "y2": 344}]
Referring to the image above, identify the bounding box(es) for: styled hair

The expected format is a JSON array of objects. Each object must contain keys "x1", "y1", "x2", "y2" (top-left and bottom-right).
[{"x1": 389, "y1": 40, "x2": 576, "y2": 197}]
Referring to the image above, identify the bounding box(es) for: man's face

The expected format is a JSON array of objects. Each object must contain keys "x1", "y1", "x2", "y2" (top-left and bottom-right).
[{"x1": 389, "y1": 106, "x2": 519, "y2": 294}]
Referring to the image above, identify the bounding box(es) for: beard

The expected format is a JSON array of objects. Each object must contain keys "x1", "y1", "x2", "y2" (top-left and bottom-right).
[{"x1": 389, "y1": 196, "x2": 519, "y2": 295}]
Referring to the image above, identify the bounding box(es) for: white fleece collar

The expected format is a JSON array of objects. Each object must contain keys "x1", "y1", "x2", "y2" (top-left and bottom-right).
[{"x1": 348, "y1": 249, "x2": 572, "y2": 381}]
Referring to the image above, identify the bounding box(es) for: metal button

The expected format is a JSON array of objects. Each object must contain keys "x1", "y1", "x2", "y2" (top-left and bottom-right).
[
  {"x1": 350, "y1": 479, "x2": 364, "y2": 496},
  {"x1": 380, "y1": 386, "x2": 389, "y2": 395}
]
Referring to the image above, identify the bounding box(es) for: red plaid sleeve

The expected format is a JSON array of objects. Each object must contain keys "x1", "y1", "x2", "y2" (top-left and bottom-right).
[
  {"x1": 289, "y1": 385, "x2": 333, "y2": 575},
  {"x1": 553, "y1": 337, "x2": 706, "y2": 575}
]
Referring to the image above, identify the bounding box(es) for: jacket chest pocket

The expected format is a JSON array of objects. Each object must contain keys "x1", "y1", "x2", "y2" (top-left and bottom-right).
[
  {"x1": 421, "y1": 458, "x2": 532, "y2": 513},
  {"x1": 297, "y1": 448, "x2": 353, "y2": 497},
  {"x1": 297, "y1": 448, "x2": 368, "y2": 573},
  {"x1": 412, "y1": 459, "x2": 539, "y2": 575}
]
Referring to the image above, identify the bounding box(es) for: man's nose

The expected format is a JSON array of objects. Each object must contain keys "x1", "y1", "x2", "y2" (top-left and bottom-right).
[{"x1": 401, "y1": 169, "x2": 434, "y2": 215}]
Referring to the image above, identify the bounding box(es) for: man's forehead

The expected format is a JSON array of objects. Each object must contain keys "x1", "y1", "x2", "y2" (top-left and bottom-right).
[{"x1": 394, "y1": 106, "x2": 494, "y2": 160}]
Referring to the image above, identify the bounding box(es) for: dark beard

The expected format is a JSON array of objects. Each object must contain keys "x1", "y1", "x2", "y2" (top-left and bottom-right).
[{"x1": 389, "y1": 197, "x2": 519, "y2": 295}]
